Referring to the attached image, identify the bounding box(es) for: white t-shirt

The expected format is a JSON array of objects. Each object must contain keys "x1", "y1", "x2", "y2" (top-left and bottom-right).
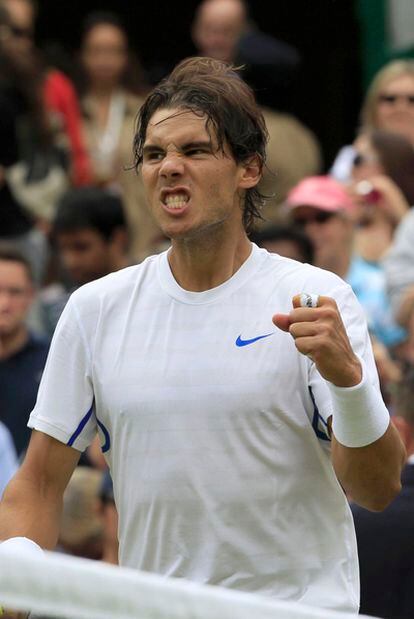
[{"x1": 29, "y1": 244, "x2": 377, "y2": 614}]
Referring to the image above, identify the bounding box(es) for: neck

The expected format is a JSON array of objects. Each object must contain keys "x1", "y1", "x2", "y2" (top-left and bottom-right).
[
  {"x1": 0, "y1": 325, "x2": 29, "y2": 360},
  {"x1": 354, "y1": 224, "x2": 392, "y2": 263},
  {"x1": 168, "y1": 225, "x2": 252, "y2": 291},
  {"x1": 316, "y1": 251, "x2": 351, "y2": 280},
  {"x1": 111, "y1": 254, "x2": 129, "y2": 272},
  {"x1": 89, "y1": 84, "x2": 119, "y2": 99}
]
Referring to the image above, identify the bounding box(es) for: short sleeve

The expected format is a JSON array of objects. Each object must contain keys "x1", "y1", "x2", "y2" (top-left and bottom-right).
[
  {"x1": 308, "y1": 281, "x2": 380, "y2": 427},
  {"x1": 28, "y1": 296, "x2": 97, "y2": 451}
]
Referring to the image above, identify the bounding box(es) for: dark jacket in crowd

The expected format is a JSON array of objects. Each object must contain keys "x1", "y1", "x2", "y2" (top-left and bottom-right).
[{"x1": 352, "y1": 464, "x2": 414, "y2": 619}]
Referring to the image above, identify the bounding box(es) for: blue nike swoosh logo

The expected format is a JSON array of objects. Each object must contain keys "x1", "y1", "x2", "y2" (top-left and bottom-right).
[{"x1": 235, "y1": 333, "x2": 275, "y2": 347}]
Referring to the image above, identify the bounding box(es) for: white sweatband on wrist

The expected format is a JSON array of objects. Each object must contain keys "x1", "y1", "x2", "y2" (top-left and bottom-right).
[
  {"x1": 0, "y1": 536, "x2": 44, "y2": 556},
  {"x1": 329, "y1": 358, "x2": 390, "y2": 448}
]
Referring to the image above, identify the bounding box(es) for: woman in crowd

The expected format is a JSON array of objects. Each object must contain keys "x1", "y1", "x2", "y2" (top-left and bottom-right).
[
  {"x1": 350, "y1": 128, "x2": 414, "y2": 262},
  {"x1": 0, "y1": 5, "x2": 68, "y2": 283},
  {"x1": 78, "y1": 12, "x2": 162, "y2": 259},
  {"x1": 345, "y1": 129, "x2": 414, "y2": 361},
  {"x1": 332, "y1": 60, "x2": 414, "y2": 182}
]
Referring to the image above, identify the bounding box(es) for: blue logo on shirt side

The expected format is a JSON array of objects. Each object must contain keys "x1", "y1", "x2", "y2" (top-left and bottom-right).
[{"x1": 235, "y1": 333, "x2": 275, "y2": 347}]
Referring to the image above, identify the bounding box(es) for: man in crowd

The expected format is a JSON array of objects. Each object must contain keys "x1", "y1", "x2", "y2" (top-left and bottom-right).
[
  {"x1": 352, "y1": 367, "x2": 414, "y2": 619},
  {"x1": 192, "y1": 0, "x2": 322, "y2": 215},
  {"x1": 40, "y1": 186, "x2": 131, "y2": 336},
  {"x1": 0, "y1": 246, "x2": 49, "y2": 457},
  {"x1": 191, "y1": 0, "x2": 300, "y2": 110},
  {"x1": 0, "y1": 58, "x2": 404, "y2": 617}
]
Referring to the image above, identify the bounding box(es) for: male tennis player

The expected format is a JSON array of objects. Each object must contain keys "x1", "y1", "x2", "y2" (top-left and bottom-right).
[{"x1": 0, "y1": 57, "x2": 405, "y2": 617}]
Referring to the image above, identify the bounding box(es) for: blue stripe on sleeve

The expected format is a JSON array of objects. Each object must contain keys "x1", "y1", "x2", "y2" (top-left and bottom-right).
[
  {"x1": 309, "y1": 387, "x2": 331, "y2": 442},
  {"x1": 97, "y1": 418, "x2": 111, "y2": 453},
  {"x1": 67, "y1": 404, "x2": 94, "y2": 447}
]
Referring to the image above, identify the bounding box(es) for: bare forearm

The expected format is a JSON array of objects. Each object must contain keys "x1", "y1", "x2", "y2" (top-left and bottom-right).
[
  {"x1": 0, "y1": 474, "x2": 62, "y2": 549},
  {"x1": 332, "y1": 422, "x2": 405, "y2": 511}
]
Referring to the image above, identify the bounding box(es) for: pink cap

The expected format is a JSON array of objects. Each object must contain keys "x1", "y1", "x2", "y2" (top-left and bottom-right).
[{"x1": 286, "y1": 176, "x2": 355, "y2": 212}]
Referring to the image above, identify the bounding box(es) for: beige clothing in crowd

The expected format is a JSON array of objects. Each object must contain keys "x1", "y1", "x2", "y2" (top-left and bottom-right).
[
  {"x1": 259, "y1": 108, "x2": 322, "y2": 225},
  {"x1": 82, "y1": 91, "x2": 162, "y2": 260}
]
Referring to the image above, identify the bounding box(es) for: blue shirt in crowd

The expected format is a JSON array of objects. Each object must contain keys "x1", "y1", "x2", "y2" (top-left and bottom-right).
[{"x1": 0, "y1": 332, "x2": 49, "y2": 456}]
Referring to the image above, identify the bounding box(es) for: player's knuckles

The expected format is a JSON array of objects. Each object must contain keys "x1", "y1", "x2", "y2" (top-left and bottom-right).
[
  {"x1": 289, "y1": 323, "x2": 317, "y2": 338},
  {"x1": 318, "y1": 305, "x2": 339, "y2": 322},
  {"x1": 318, "y1": 296, "x2": 337, "y2": 309},
  {"x1": 289, "y1": 308, "x2": 318, "y2": 322}
]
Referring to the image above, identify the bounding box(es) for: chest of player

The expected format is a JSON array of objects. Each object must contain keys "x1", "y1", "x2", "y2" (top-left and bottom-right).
[{"x1": 92, "y1": 298, "x2": 307, "y2": 430}]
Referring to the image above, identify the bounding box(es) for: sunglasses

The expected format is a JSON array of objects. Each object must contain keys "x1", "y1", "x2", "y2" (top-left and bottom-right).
[
  {"x1": 10, "y1": 25, "x2": 33, "y2": 39},
  {"x1": 352, "y1": 153, "x2": 379, "y2": 167},
  {"x1": 378, "y1": 93, "x2": 414, "y2": 105},
  {"x1": 294, "y1": 211, "x2": 335, "y2": 226}
]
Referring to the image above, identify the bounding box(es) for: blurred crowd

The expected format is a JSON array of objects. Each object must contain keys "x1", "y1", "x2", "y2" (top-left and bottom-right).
[{"x1": 1, "y1": 0, "x2": 414, "y2": 617}]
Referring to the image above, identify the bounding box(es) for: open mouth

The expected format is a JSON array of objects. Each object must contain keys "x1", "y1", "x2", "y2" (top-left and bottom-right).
[
  {"x1": 164, "y1": 193, "x2": 189, "y2": 209},
  {"x1": 161, "y1": 188, "x2": 191, "y2": 211}
]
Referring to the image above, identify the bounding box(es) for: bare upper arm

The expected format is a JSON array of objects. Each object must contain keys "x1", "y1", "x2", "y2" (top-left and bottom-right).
[{"x1": 18, "y1": 430, "x2": 81, "y2": 499}]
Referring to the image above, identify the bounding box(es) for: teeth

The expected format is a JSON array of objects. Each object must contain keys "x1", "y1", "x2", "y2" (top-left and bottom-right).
[{"x1": 165, "y1": 194, "x2": 188, "y2": 209}]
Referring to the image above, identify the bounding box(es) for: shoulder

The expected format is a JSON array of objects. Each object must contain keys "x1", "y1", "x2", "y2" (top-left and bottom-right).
[
  {"x1": 262, "y1": 107, "x2": 317, "y2": 143},
  {"x1": 258, "y1": 250, "x2": 361, "y2": 318},
  {"x1": 43, "y1": 69, "x2": 75, "y2": 96},
  {"x1": 125, "y1": 92, "x2": 145, "y2": 113},
  {"x1": 27, "y1": 332, "x2": 50, "y2": 351},
  {"x1": 70, "y1": 254, "x2": 161, "y2": 311},
  {"x1": 397, "y1": 209, "x2": 414, "y2": 236},
  {"x1": 261, "y1": 250, "x2": 349, "y2": 292}
]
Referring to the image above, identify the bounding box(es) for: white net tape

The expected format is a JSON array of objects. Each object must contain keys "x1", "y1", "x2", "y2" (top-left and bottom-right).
[{"x1": 0, "y1": 548, "x2": 376, "y2": 619}]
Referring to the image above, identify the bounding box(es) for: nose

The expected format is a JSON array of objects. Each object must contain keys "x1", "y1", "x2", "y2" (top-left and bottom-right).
[{"x1": 159, "y1": 152, "x2": 185, "y2": 179}]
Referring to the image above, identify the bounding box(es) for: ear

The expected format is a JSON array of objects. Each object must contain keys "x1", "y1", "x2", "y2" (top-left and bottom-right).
[{"x1": 238, "y1": 154, "x2": 262, "y2": 190}]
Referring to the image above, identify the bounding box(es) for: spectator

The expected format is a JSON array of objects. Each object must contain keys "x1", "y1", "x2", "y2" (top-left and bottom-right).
[
  {"x1": 352, "y1": 366, "x2": 414, "y2": 619},
  {"x1": 98, "y1": 470, "x2": 118, "y2": 565},
  {"x1": 78, "y1": 11, "x2": 161, "y2": 259},
  {"x1": 191, "y1": 0, "x2": 321, "y2": 217},
  {"x1": 349, "y1": 129, "x2": 413, "y2": 264},
  {"x1": 251, "y1": 224, "x2": 314, "y2": 264},
  {"x1": 383, "y1": 209, "x2": 414, "y2": 365},
  {"x1": 0, "y1": 421, "x2": 18, "y2": 497},
  {"x1": 40, "y1": 186, "x2": 131, "y2": 336},
  {"x1": 3, "y1": 0, "x2": 92, "y2": 186},
  {"x1": 0, "y1": 245, "x2": 49, "y2": 456},
  {"x1": 191, "y1": 0, "x2": 300, "y2": 110},
  {"x1": 59, "y1": 466, "x2": 103, "y2": 560},
  {"x1": 286, "y1": 176, "x2": 406, "y2": 350},
  {"x1": 331, "y1": 60, "x2": 414, "y2": 182},
  {"x1": 0, "y1": 4, "x2": 61, "y2": 283}
]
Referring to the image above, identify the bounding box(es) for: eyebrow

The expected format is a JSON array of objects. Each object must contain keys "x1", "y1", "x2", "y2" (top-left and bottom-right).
[{"x1": 142, "y1": 140, "x2": 214, "y2": 156}]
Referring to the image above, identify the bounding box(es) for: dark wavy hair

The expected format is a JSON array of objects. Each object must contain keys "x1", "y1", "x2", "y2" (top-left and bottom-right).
[{"x1": 133, "y1": 56, "x2": 269, "y2": 231}]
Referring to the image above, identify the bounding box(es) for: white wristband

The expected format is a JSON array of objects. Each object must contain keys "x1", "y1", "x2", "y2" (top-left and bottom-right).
[
  {"x1": 329, "y1": 359, "x2": 390, "y2": 448},
  {"x1": 0, "y1": 536, "x2": 44, "y2": 556}
]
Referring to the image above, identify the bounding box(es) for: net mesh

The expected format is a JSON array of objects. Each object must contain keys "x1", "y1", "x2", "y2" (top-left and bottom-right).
[{"x1": 0, "y1": 548, "x2": 376, "y2": 619}]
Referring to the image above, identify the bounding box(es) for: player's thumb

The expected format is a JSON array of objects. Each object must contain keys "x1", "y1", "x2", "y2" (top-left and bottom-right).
[{"x1": 272, "y1": 313, "x2": 291, "y2": 332}]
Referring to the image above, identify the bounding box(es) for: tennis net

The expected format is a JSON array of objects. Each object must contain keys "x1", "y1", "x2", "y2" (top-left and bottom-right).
[{"x1": 0, "y1": 547, "x2": 377, "y2": 619}]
